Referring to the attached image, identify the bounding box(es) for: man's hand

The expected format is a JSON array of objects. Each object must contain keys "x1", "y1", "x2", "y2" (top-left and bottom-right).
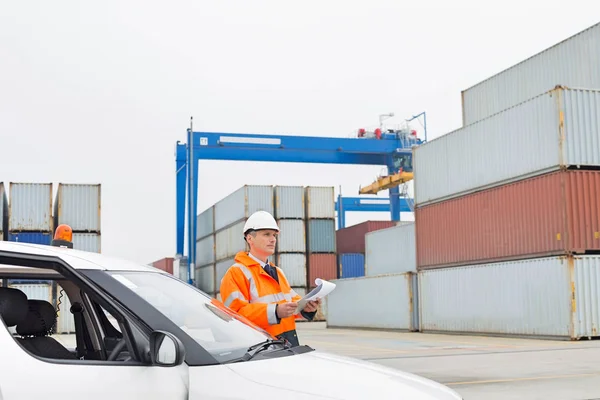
[
  {"x1": 276, "y1": 302, "x2": 298, "y2": 318},
  {"x1": 303, "y1": 298, "x2": 321, "y2": 313}
]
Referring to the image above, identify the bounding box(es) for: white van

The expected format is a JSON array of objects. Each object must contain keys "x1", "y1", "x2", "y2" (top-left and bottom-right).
[{"x1": 0, "y1": 240, "x2": 462, "y2": 399}]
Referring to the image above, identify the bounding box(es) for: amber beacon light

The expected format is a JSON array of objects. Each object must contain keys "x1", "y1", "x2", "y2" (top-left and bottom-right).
[{"x1": 51, "y1": 224, "x2": 74, "y2": 248}]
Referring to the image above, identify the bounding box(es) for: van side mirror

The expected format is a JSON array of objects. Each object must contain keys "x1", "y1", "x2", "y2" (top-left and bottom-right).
[{"x1": 149, "y1": 330, "x2": 186, "y2": 366}]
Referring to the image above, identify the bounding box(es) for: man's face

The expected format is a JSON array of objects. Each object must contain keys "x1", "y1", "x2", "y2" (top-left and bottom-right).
[{"x1": 247, "y1": 229, "x2": 278, "y2": 257}]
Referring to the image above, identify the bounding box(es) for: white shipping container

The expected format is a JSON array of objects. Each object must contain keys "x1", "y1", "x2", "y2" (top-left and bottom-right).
[
  {"x1": 195, "y1": 235, "x2": 215, "y2": 266},
  {"x1": 419, "y1": 255, "x2": 600, "y2": 339},
  {"x1": 274, "y1": 186, "x2": 305, "y2": 219},
  {"x1": 0, "y1": 183, "x2": 7, "y2": 232},
  {"x1": 276, "y1": 220, "x2": 306, "y2": 253},
  {"x1": 276, "y1": 253, "x2": 307, "y2": 287},
  {"x1": 56, "y1": 285, "x2": 75, "y2": 334},
  {"x1": 196, "y1": 206, "x2": 214, "y2": 240},
  {"x1": 72, "y1": 233, "x2": 101, "y2": 253},
  {"x1": 461, "y1": 22, "x2": 600, "y2": 126},
  {"x1": 214, "y1": 185, "x2": 274, "y2": 232},
  {"x1": 8, "y1": 283, "x2": 52, "y2": 302},
  {"x1": 9, "y1": 182, "x2": 53, "y2": 231},
  {"x1": 326, "y1": 273, "x2": 418, "y2": 331},
  {"x1": 195, "y1": 264, "x2": 215, "y2": 294},
  {"x1": 54, "y1": 184, "x2": 101, "y2": 232},
  {"x1": 215, "y1": 220, "x2": 246, "y2": 261},
  {"x1": 365, "y1": 223, "x2": 416, "y2": 276},
  {"x1": 305, "y1": 186, "x2": 335, "y2": 219},
  {"x1": 415, "y1": 87, "x2": 600, "y2": 206},
  {"x1": 215, "y1": 258, "x2": 235, "y2": 294}
]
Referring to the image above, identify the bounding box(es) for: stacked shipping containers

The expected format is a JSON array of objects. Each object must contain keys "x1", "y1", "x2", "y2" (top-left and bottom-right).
[
  {"x1": 327, "y1": 222, "x2": 420, "y2": 331},
  {"x1": 8, "y1": 183, "x2": 53, "y2": 245},
  {"x1": 0, "y1": 183, "x2": 7, "y2": 241},
  {"x1": 414, "y1": 25, "x2": 600, "y2": 339},
  {"x1": 54, "y1": 183, "x2": 102, "y2": 253}
]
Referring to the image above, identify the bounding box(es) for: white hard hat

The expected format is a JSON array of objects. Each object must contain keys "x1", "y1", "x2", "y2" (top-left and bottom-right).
[{"x1": 243, "y1": 211, "x2": 279, "y2": 235}]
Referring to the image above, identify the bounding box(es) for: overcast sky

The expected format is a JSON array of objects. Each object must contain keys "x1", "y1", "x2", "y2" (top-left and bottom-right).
[{"x1": 1, "y1": 0, "x2": 598, "y2": 265}]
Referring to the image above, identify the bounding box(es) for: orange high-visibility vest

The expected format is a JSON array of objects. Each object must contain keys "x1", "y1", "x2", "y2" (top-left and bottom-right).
[{"x1": 219, "y1": 251, "x2": 303, "y2": 338}]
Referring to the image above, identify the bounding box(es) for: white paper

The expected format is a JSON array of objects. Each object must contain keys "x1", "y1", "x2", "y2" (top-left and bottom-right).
[{"x1": 297, "y1": 278, "x2": 336, "y2": 311}]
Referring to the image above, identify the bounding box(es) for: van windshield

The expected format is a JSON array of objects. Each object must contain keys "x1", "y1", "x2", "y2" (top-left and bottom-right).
[{"x1": 107, "y1": 271, "x2": 271, "y2": 363}]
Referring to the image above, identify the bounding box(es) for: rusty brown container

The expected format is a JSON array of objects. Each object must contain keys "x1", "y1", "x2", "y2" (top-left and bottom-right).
[
  {"x1": 152, "y1": 257, "x2": 174, "y2": 275},
  {"x1": 416, "y1": 170, "x2": 600, "y2": 270},
  {"x1": 308, "y1": 254, "x2": 337, "y2": 287},
  {"x1": 335, "y1": 221, "x2": 397, "y2": 254}
]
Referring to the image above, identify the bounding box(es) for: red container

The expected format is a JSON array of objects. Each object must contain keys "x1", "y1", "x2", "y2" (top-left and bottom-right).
[
  {"x1": 152, "y1": 257, "x2": 174, "y2": 275},
  {"x1": 416, "y1": 170, "x2": 600, "y2": 270},
  {"x1": 336, "y1": 221, "x2": 397, "y2": 254},
  {"x1": 308, "y1": 254, "x2": 337, "y2": 287}
]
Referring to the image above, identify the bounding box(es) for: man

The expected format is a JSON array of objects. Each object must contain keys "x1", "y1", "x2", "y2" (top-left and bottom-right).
[{"x1": 219, "y1": 210, "x2": 321, "y2": 347}]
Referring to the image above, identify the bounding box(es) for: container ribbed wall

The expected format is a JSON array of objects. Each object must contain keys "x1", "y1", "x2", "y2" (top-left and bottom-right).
[
  {"x1": 9, "y1": 183, "x2": 53, "y2": 232},
  {"x1": 196, "y1": 206, "x2": 214, "y2": 240},
  {"x1": 0, "y1": 183, "x2": 7, "y2": 233},
  {"x1": 339, "y1": 253, "x2": 365, "y2": 278},
  {"x1": 276, "y1": 253, "x2": 307, "y2": 287},
  {"x1": 365, "y1": 223, "x2": 416, "y2": 276},
  {"x1": 307, "y1": 219, "x2": 336, "y2": 253},
  {"x1": 416, "y1": 170, "x2": 600, "y2": 270},
  {"x1": 215, "y1": 220, "x2": 246, "y2": 261},
  {"x1": 8, "y1": 232, "x2": 52, "y2": 245},
  {"x1": 72, "y1": 233, "x2": 101, "y2": 253},
  {"x1": 335, "y1": 221, "x2": 397, "y2": 254},
  {"x1": 54, "y1": 184, "x2": 101, "y2": 232},
  {"x1": 308, "y1": 254, "x2": 337, "y2": 288},
  {"x1": 305, "y1": 187, "x2": 335, "y2": 219},
  {"x1": 415, "y1": 87, "x2": 600, "y2": 207},
  {"x1": 419, "y1": 256, "x2": 600, "y2": 339},
  {"x1": 276, "y1": 219, "x2": 305, "y2": 253},
  {"x1": 274, "y1": 186, "x2": 305, "y2": 219},
  {"x1": 195, "y1": 264, "x2": 215, "y2": 294},
  {"x1": 327, "y1": 273, "x2": 418, "y2": 331},
  {"x1": 461, "y1": 23, "x2": 600, "y2": 126},
  {"x1": 196, "y1": 235, "x2": 215, "y2": 266},
  {"x1": 214, "y1": 185, "x2": 274, "y2": 231}
]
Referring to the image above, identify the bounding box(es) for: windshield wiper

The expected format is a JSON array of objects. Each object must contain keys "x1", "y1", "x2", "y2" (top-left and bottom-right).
[{"x1": 227, "y1": 338, "x2": 290, "y2": 363}]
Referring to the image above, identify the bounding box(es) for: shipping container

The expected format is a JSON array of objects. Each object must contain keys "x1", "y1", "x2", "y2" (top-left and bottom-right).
[
  {"x1": 56, "y1": 284, "x2": 75, "y2": 334},
  {"x1": 305, "y1": 186, "x2": 335, "y2": 219},
  {"x1": 335, "y1": 221, "x2": 397, "y2": 254},
  {"x1": 276, "y1": 253, "x2": 307, "y2": 287},
  {"x1": 415, "y1": 87, "x2": 600, "y2": 207},
  {"x1": 196, "y1": 235, "x2": 215, "y2": 266},
  {"x1": 339, "y1": 253, "x2": 365, "y2": 278},
  {"x1": 416, "y1": 170, "x2": 600, "y2": 270},
  {"x1": 274, "y1": 186, "x2": 305, "y2": 219},
  {"x1": 276, "y1": 219, "x2": 306, "y2": 253},
  {"x1": 72, "y1": 233, "x2": 101, "y2": 253},
  {"x1": 8, "y1": 282, "x2": 52, "y2": 302},
  {"x1": 195, "y1": 264, "x2": 215, "y2": 294},
  {"x1": 461, "y1": 22, "x2": 600, "y2": 126},
  {"x1": 9, "y1": 182, "x2": 53, "y2": 232},
  {"x1": 54, "y1": 183, "x2": 101, "y2": 232},
  {"x1": 365, "y1": 223, "x2": 416, "y2": 276},
  {"x1": 174, "y1": 257, "x2": 188, "y2": 282},
  {"x1": 0, "y1": 183, "x2": 7, "y2": 233},
  {"x1": 215, "y1": 258, "x2": 235, "y2": 293},
  {"x1": 151, "y1": 257, "x2": 174, "y2": 275},
  {"x1": 8, "y1": 232, "x2": 51, "y2": 245},
  {"x1": 326, "y1": 273, "x2": 418, "y2": 331},
  {"x1": 308, "y1": 254, "x2": 337, "y2": 288},
  {"x1": 419, "y1": 255, "x2": 600, "y2": 340},
  {"x1": 196, "y1": 206, "x2": 214, "y2": 240},
  {"x1": 214, "y1": 185, "x2": 274, "y2": 232},
  {"x1": 307, "y1": 219, "x2": 336, "y2": 253},
  {"x1": 215, "y1": 220, "x2": 246, "y2": 261}
]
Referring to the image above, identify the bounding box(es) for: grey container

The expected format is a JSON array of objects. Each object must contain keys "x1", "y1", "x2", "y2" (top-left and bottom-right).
[
  {"x1": 215, "y1": 220, "x2": 246, "y2": 261},
  {"x1": 276, "y1": 219, "x2": 306, "y2": 253},
  {"x1": 326, "y1": 273, "x2": 419, "y2": 331},
  {"x1": 418, "y1": 255, "x2": 600, "y2": 340},
  {"x1": 72, "y1": 233, "x2": 101, "y2": 253},
  {"x1": 0, "y1": 183, "x2": 7, "y2": 233},
  {"x1": 196, "y1": 206, "x2": 214, "y2": 240},
  {"x1": 365, "y1": 223, "x2": 416, "y2": 276},
  {"x1": 276, "y1": 253, "x2": 307, "y2": 287},
  {"x1": 305, "y1": 186, "x2": 335, "y2": 219},
  {"x1": 214, "y1": 185, "x2": 274, "y2": 231},
  {"x1": 307, "y1": 219, "x2": 336, "y2": 253},
  {"x1": 215, "y1": 258, "x2": 235, "y2": 294},
  {"x1": 196, "y1": 235, "x2": 215, "y2": 266},
  {"x1": 54, "y1": 183, "x2": 101, "y2": 232},
  {"x1": 195, "y1": 264, "x2": 215, "y2": 294},
  {"x1": 461, "y1": 22, "x2": 600, "y2": 126},
  {"x1": 415, "y1": 87, "x2": 600, "y2": 207},
  {"x1": 274, "y1": 186, "x2": 305, "y2": 219},
  {"x1": 9, "y1": 182, "x2": 53, "y2": 232}
]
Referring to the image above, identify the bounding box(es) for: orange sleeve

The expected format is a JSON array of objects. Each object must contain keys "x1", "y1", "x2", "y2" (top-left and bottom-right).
[{"x1": 220, "y1": 267, "x2": 279, "y2": 329}]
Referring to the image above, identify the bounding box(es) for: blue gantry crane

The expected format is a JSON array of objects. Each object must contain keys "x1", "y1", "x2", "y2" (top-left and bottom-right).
[
  {"x1": 176, "y1": 125, "x2": 424, "y2": 283},
  {"x1": 335, "y1": 195, "x2": 412, "y2": 230}
]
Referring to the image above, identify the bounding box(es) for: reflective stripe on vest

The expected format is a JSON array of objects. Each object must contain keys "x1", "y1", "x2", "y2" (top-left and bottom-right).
[{"x1": 228, "y1": 263, "x2": 294, "y2": 305}]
